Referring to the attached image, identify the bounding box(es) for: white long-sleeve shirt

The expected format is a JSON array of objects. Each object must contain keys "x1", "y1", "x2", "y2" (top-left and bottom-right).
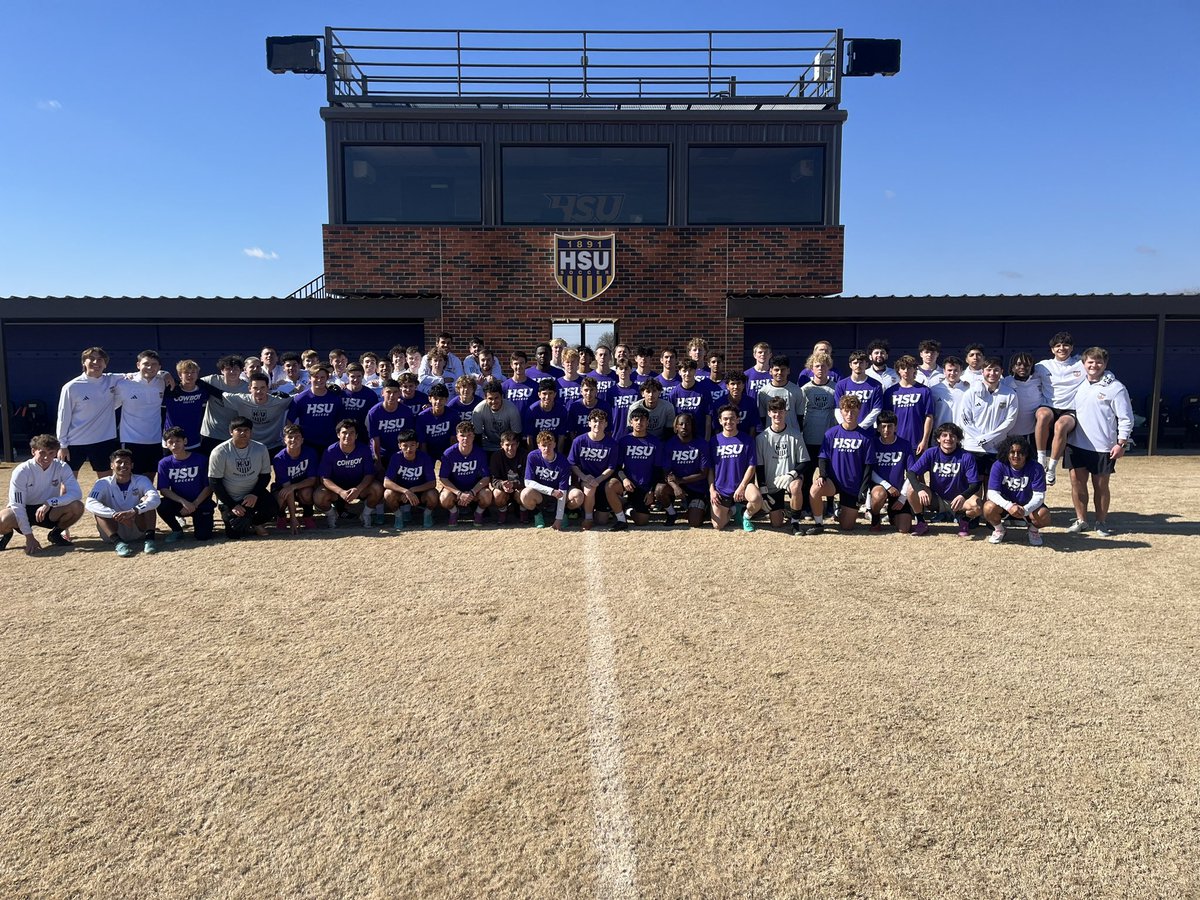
[
  {"x1": 85, "y1": 475, "x2": 161, "y2": 517},
  {"x1": 930, "y1": 381, "x2": 968, "y2": 428},
  {"x1": 56, "y1": 373, "x2": 123, "y2": 447},
  {"x1": 1003, "y1": 374, "x2": 1045, "y2": 436},
  {"x1": 959, "y1": 382, "x2": 1019, "y2": 453},
  {"x1": 1035, "y1": 355, "x2": 1086, "y2": 410},
  {"x1": 1068, "y1": 374, "x2": 1134, "y2": 453},
  {"x1": 6, "y1": 458, "x2": 83, "y2": 534},
  {"x1": 115, "y1": 374, "x2": 169, "y2": 444}
]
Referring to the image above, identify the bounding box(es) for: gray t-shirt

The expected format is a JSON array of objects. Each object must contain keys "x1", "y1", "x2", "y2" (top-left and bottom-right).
[
  {"x1": 471, "y1": 398, "x2": 523, "y2": 452},
  {"x1": 208, "y1": 439, "x2": 272, "y2": 501},
  {"x1": 627, "y1": 398, "x2": 676, "y2": 440}
]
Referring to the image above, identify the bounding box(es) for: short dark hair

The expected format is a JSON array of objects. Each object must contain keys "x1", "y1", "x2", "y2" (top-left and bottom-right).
[
  {"x1": 427, "y1": 383, "x2": 450, "y2": 399},
  {"x1": 229, "y1": 417, "x2": 253, "y2": 432}
]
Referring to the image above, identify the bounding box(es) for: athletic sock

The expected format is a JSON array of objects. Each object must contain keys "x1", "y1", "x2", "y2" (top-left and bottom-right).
[
  {"x1": 870, "y1": 512, "x2": 881, "y2": 527},
  {"x1": 665, "y1": 504, "x2": 676, "y2": 516},
  {"x1": 812, "y1": 514, "x2": 825, "y2": 526},
  {"x1": 616, "y1": 510, "x2": 627, "y2": 523},
  {"x1": 1037, "y1": 451, "x2": 1048, "y2": 467}
]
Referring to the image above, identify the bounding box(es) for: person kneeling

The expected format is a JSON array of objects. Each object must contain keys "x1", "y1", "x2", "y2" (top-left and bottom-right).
[
  {"x1": 520, "y1": 430, "x2": 582, "y2": 530},
  {"x1": 983, "y1": 435, "x2": 1051, "y2": 546}
]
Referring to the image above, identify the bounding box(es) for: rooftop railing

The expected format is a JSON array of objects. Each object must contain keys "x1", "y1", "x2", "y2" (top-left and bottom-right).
[{"x1": 325, "y1": 28, "x2": 842, "y2": 109}]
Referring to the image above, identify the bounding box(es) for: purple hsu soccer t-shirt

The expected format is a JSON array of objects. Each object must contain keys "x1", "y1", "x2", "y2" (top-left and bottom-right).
[
  {"x1": 568, "y1": 433, "x2": 618, "y2": 478},
  {"x1": 522, "y1": 400, "x2": 570, "y2": 439},
  {"x1": 440, "y1": 445, "x2": 489, "y2": 489},
  {"x1": 988, "y1": 458, "x2": 1047, "y2": 507},
  {"x1": 867, "y1": 435, "x2": 912, "y2": 489},
  {"x1": 524, "y1": 448, "x2": 570, "y2": 492},
  {"x1": 711, "y1": 432, "x2": 756, "y2": 496},
  {"x1": 617, "y1": 434, "x2": 662, "y2": 487},
  {"x1": 663, "y1": 436, "x2": 711, "y2": 494},
  {"x1": 157, "y1": 453, "x2": 211, "y2": 503},
  {"x1": 272, "y1": 445, "x2": 318, "y2": 487},
  {"x1": 367, "y1": 402, "x2": 412, "y2": 456},
  {"x1": 385, "y1": 450, "x2": 435, "y2": 488},
  {"x1": 910, "y1": 446, "x2": 980, "y2": 500},
  {"x1": 883, "y1": 383, "x2": 934, "y2": 448},
  {"x1": 416, "y1": 408, "x2": 456, "y2": 458},
  {"x1": 819, "y1": 424, "x2": 872, "y2": 493},
  {"x1": 288, "y1": 389, "x2": 341, "y2": 447}
]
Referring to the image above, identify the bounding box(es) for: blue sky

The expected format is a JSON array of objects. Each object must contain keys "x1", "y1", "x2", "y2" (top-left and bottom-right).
[{"x1": 2, "y1": 1, "x2": 1197, "y2": 298}]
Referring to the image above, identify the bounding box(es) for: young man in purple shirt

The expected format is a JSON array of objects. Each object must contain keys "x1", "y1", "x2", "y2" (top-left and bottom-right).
[
  {"x1": 709, "y1": 404, "x2": 762, "y2": 532},
  {"x1": 632, "y1": 346, "x2": 657, "y2": 386},
  {"x1": 606, "y1": 407, "x2": 666, "y2": 530},
  {"x1": 703, "y1": 353, "x2": 730, "y2": 411},
  {"x1": 366, "y1": 379, "x2": 412, "y2": 474},
  {"x1": 522, "y1": 380, "x2": 571, "y2": 454},
  {"x1": 382, "y1": 429, "x2": 439, "y2": 529},
  {"x1": 670, "y1": 359, "x2": 712, "y2": 439},
  {"x1": 744, "y1": 341, "x2": 772, "y2": 397},
  {"x1": 521, "y1": 430, "x2": 580, "y2": 530},
  {"x1": 271, "y1": 423, "x2": 319, "y2": 532},
  {"x1": 396, "y1": 372, "x2": 430, "y2": 414},
  {"x1": 439, "y1": 421, "x2": 493, "y2": 527},
  {"x1": 525, "y1": 343, "x2": 564, "y2": 381},
  {"x1": 662, "y1": 412, "x2": 711, "y2": 528},
  {"x1": 502, "y1": 351, "x2": 537, "y2": 414},
  {"x1": 806, "y1": 395, "x2": 873, "y2": 535},
  {"x1": 338, "y1": 364, "x2": 379, "y2": 438},
  {"x1": 607, "y1": 359, "x2": 643, "y2": 440},
  {"x1": 834, "y1": 351, "x2": 883, "y2": 430},
  {"x1": 447, "y1": 376, "x2": 482, "y2": 427},
  {"x1": 590, "y1": 345, "x2": 619, "y2": 404},
  {"x1": 712, "y1": 371, "x2": 760, "y2": 438},
  {"x1": 287, "y1": 364, "x2": 342, "y2": 459},
  {"x1": 567, "y1": 376, "x2": 610, "y2": 440},
  {"x1": 156, "y1": 426, "x2": 215, "y2": 542},
  {"x1": 315, "y1": 419, "x2": 383, "y2": 528},
  {"x1": 556, "y1": 348, "x2": 585, "y2": 407},
  {"x1": 866, "y1": 411, "x2": 915, "y2": 535},
  {"x1": 416, "y1": 383, "x2": 456, "y2": 459},
  {"x1": 984, "y1": 435, "x2": 1050, "y2": 546},
  {"x1": 568, "y1": 408, "x2": 619, "y2": 529},
  {"x1": 882, "y1": 355, "x2": 934, "y2": 455},
  {"x1": 656, "y1": 348, "x2": 682, "y2": 402},
  {"x1": 906, "y1": 422, "x2": 984, "y2": 538}
]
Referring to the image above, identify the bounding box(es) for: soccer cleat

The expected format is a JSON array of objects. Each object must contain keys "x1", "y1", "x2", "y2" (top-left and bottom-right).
[
  {"x1": 791, "y1": 520, "x2": 803, "y2": 536},
  {"x1": 988, "y1": 524, "x2": 1006, "y2": 544},
  {"x1": 911, "y1": 520, "x2": 929, "y2": 536},
  {"x1": 447, "y1": 508, "x2": 459, "y2": 527},
  {"x1": 1045, "y1": 468, "x2": 1057, "y2": 486},
  {"x1": 301, "y1": 516, "x2": 316, "y2": 530},
  {"x1": 275, "y1": 516, "x2": 288, "y2": 531},
  {"x1": 1066, "y1": 518, "x2": 1088, "y2": 534},
  {"x1": 1094, "y1": 522, "x2": 1115, "y2": 537},
  {"x1": 423, "y1": 509, "x2": 434, "y2": 529},
  {"x1": 325, "y1": 509, "x2": 338, "y2": 529},
  {"x1": 1027, "y1": 525, "x2": 1044, "y2": 546},
  {"x1": 47, "y1": 529, "x2": 71, "y2": 547},
  {"x1": 163, "y1": 530, "x2": 183, "y2": 544},
  {"x1": 742, "y1": 513, "x2": 756, "y2": 533},
  {"x1": 0, "y1": 532, "x2": 13, "y2": 551},
  {"x1": 534, "y1": 512, "x2": 546, "y2": 529},
  {"x1": 610, "y1": 519, "x2": 628, "y2": 531},
  {"x1": 473, "y1": 509, "x2": 484, "y2": 527},
  {"x1": 803, "y1": 524, "x2": 824, "y2": 536},
  {"x1": 143, "y1": 539, "x2": 159, "y2": 555},
  {"x1": 115, "y1": 541, "x2": 135, "y2": 558},
  {"x1": 956, "y1": 519, "x2": 972, "y2": 538}
]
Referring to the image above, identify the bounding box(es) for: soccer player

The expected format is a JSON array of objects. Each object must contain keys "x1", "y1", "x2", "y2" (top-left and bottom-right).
[
  {"x1": 1003, "y1": 352, "x2": 1044, "y2": 444},
  {"x1": 662, "y1": 412, "x2": 711, "y2": 528},
  {"x1": 744, "y1": 341, "x2": 772, "y2": 396},
  {"x1": 338, "y1": 364, "x2": 381, "y2": 438},
  {"x1": 715, "y1": 371, "x2": 760, "y2": 438},
  {"x1": 56, "y1": 347, "x2": 124, "y2": 478},
  {"x1": 915, "y1": 339, "x2": 943, "y2": 386},
  {"x1": 359, "y1": 351, "x2": 383, "y2": 392},
  {"x1": 550, "y1": 338, "x2": 569, "y2": 373},
  {"x1": 1034, "y1": 331, "x2": 1086, "y2": 486},
  {"x1": 670, "y1": 359, "x2": 712, "y2": 439},
  {"x1": 627, "y1": 378, "x2": 676, "y2": 440},
  {"x1": 383, "y1": 430, "x2": 439, "y2": 529},
  {"x1": 447, "y1": 375, "x2": 483, "y2": 428},
  {"x1": 709, "y1": 404, "x2": 762, "y2": 532},
  {"x1": 464, "y1": 341, "x2": 503, "y2": 383},
  {"x1": 86, "y1": 448, "x2": 162, "y2": 556},
  {"x1": 703, "y1": 353, "x2": 729, "y2": 410},
  {"x1": 807, "y1": 395, "x2": 872, "y2": 534},
  {"x1": 439, "y1": 421, "x2": 493, "y2": 527},
  {"x1": 327, "y1": 348, "x2": 351, "y2": 385},
  {"x1": 799, "y1": 350, "x2": 838, "y2": 517},
  {"x1": 488, "y1": 430, "x2": 528, "y2": 524},
  {"x1": 260, "y1": 346, "x2": 286, "y2": 388},
  {"x1": 156, "y1": 426, "x2": 215, "y2": 542},
  {"x1": 217, "y1": 371, "x2": 292, "y2": 456},
  {"x1": 315, "y1": 419, "x2": 383, "y2": 528},
  {"x1": 608, "y1": 359, "x2": 642, "y2": 439},
  {"x1": 930, "y1": 356, "x2": 969, "y2": 428},
  {"x1": 590, "y1": 344, "x2": 618, "y2": 404},
  {"x1": 756, "y1": 396, "x2": 808, "y2": 533},
  {"x1": 984, "y1": 435, "x2": 1050, "y2": 546},
  {"x1": 526, "y1": 343, "x2": 563, "y2": 381},
  {"x1": 417, "y1": 332, "x2": 464, "y2": 380},
  {"x1": 686, "y1": 337, "x2": 710, "y2": 380},
  {"x1": 577, "y1": 346, "x2": 595, "y2": 374},
  {"x1": 287, "y1": 364, "x2": 342, "y2": 459},
  {"x1": 115, "y1": 350, "x2": 174, "y2": 476},
  {"x1": 396, "y1": 372, "x2": 429, "y2": 414},
  {"x1": 958, "y1": 356, "x2": 1018, "y2": 481},
  {"x1": 163, "y1": 359, "x2": 211, "y2": 450},
  {"x1": 568, "y1": 408, "x2": 618, "y2": 529},
  {"x1": 367, "y1": 379, "x2": 413, "y2": 473},
  {"x1": 961, "y1": 343, "x2": 987, "y2": 388},
  {"x1": 567, "y1": 376, "x2": 609, "y2": 440},
  {"x1": 198, "y1": 355, "x2": 248, "y2": 454},
  {"x1": 472, "y1": 380, "x2": 523, "y2": 453},
  {"x1": 418, "y1": 350, "x2": 454, "y2": 395},
  {"x1": 866, "y1": 411, "x2": 915, "y2": 534},
  {"x1": 502, "y1": 351, "x2": 538, "y2": 414},
  {"x1": 0, "y1": 434, "x2": 84, "y2": 554},
  {"x1": 271, "y1": 423, "x2": 319, "y2": 532},
  {"x1": 209, "y1": 417, "x2": 277, "y2": 539},
  {"x1": 606, "y1": 407, "x2": 666, "y2": 530},
  {"x1": 796, "y1": 340, "x2": 840, "y2": 386},
  {"x1": 834, "y1": 351, "x2": 882, "y2": 430},
  {"x1": 632, "y1": 346, "x2": 657, "y2": 386},
  {"x1": 656, "y1": 348, "x2": 681, "y2": 402},
  {"x1": 556, "y1": 348, "x2": 585, "y2": 407},
  {"x1": 276, "y1": 352, "x2": 310, "y2": 395},
  {"x1": 522, "y1": 379, "x2": 571, "y2": 453},
  {"x1": 906, "y1": 423, "x2": 984, "y2": 538},
  {"x1": 865, "y1": 339, "x2": 899, "y2": 391},
  {"x1": 1063, "y1": 347, "x2": 1133, "y2": 537},
  {"x1": 755, "y1": 354, "x2": 804, "y2": 431},
  {"x1": 416, "y1": 383, "x2": 456, "y2": 459},
  {"x1": 882, "y1": 355, "x2": 934, "y2": 455},
  {"x1": 521, "y1": 430, "x2": 579, "y2": 530}
]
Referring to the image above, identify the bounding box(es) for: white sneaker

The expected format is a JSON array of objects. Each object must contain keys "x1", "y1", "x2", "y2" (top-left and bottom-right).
[
  {"x1": 988, "y1": 524, "x2": 1006, "y2": 544},
  {"x1": 1066, "y1": 518, "x2": 1088, "y2": 534},
  {"x1": 1027, "y1": 526, "x2": 1043, "y2": 546},
  {"x1": 1045, "y1": 467, "x2": 1057, "y2": 486},
  {"x1": 1094, "y1": 522, "x2": 1115, "y2": 537},
  {"x1": 325, "y1": 508, "x2": 338, "y2": 529}
]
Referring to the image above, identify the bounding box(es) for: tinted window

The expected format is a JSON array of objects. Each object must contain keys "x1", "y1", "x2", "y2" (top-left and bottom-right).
[
  {"x1": 344, "y1": 145, "x2": 481, "y2": 224},
  {"x1": 688, "y1": 147, "x2": 825, "y2": 224},
  {"x1": 502, "y1": 146, "x2": 669, "y2": 225}
]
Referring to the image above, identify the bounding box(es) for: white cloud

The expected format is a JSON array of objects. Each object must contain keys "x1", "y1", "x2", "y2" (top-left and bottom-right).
[
  {"x1": 883, "y1": 189, "x2": 896, "y2": 200},
  {"x1": 1134, "y1": 245, "x2": 1158, "y2": 256},
  {"x1": 36, "y1": 99, "x2": 62, "y2": 111},
  {"x1": 243, "y1": 247, "x2": 280, "y2": 260}
]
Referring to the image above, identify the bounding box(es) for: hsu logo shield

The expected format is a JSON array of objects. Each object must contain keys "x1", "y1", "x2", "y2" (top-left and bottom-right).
[{"x1": 553, "y1": 234, "x2": 615, "y2": 302}]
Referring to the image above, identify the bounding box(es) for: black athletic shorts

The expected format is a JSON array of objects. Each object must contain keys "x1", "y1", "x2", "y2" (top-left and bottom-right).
[
  {"x1": 124, "y1": 442, "x2": 162, "y2": 474},
  {"x1": 623, "y1": 484, "x2": 655, "y2": 514},
  {"x1": 65, "y1": 438, "x2": 120, "y2": 473},
  {"x1": 1051, "y1": 407, "x2": 1076, "y2": 423},
  {"x1": 23, "y1": 504, "x2": 59, "y2": 529},
  {"x1": 1063, "y1": 443, "x2": 1116, "y2": 475},
  {"x1": 763, "y1": 489, "x2": 790, "y2": 512}
]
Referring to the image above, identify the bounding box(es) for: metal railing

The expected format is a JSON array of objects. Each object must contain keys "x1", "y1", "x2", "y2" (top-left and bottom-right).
[
  {"x1": 325, "y1": 28, "x2": 842, "y2": 109},
  {"x1": 288, "y1": 273, "x2": 326, "y2": 299}
]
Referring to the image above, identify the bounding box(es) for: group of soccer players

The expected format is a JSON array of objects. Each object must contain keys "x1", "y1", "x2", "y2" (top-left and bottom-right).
[{"x1": 0, "y1": 331, "x2": 1134, "y2": 556}]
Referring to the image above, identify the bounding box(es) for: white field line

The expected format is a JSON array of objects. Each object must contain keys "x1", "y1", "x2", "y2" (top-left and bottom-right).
[{"x1": 583, "y1": 531, "x2": 639, "y2": 899}]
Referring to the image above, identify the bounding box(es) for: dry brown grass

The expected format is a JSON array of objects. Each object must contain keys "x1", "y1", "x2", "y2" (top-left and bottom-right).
[{"x1": 1, "y1": 457, "x2": 1198, "y2": 898}]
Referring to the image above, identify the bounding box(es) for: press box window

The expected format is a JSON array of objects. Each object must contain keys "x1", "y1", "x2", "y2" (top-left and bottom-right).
[
  {"x1": 344, "y1": 145, "x2": 482, "y2": 224},
  {"x1": 687, "y1": 146, "x2": 825, "y2": 225},
  {"x1": 501, "y1": 146, "x2": 669, "y2": 226}
]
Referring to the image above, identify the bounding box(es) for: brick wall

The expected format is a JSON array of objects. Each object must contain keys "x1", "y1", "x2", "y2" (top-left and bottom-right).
[{"x1": 323, "y1": 225, "x2": 843, "y2": 363}]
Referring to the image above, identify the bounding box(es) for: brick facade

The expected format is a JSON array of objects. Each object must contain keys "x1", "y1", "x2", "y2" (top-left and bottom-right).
[{"x1": 323, "y1": 225, "x2": 843, "y2": 362}]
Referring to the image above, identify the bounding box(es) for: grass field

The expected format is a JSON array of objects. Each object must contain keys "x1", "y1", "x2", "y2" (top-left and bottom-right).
[{"x1": 2, "y1": 456, "x2": 1198, "y2": 898}]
